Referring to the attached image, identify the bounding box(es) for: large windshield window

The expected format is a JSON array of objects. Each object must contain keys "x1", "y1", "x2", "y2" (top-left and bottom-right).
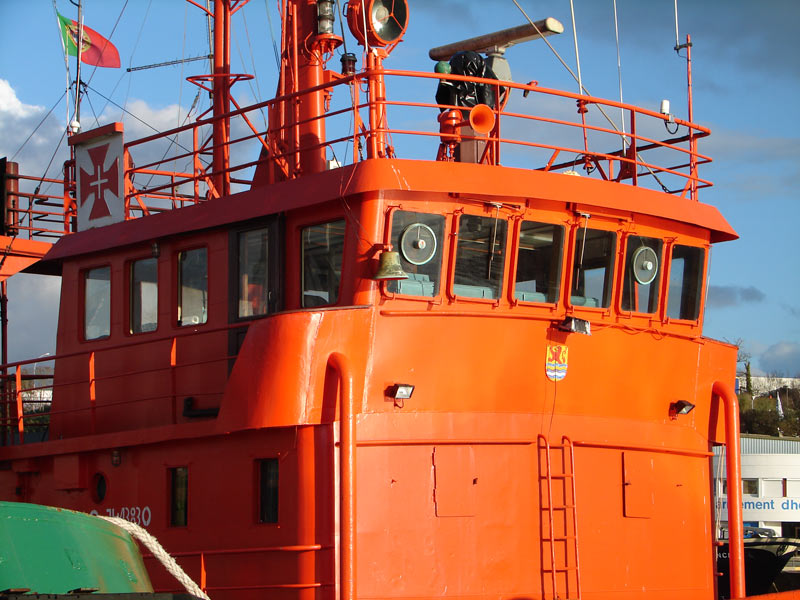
[
  {"x1": 302, "y1": 219, "x2": 346, "y2": 307},
  {"x1": 621, "y1": 236, "x2": 663, "y2": 314},
  {"x1": 85, "y1": 266, "x2": 111, "y2": 340},
  {"x1": 130, "y1": 258, "x2": 158, "y2": 333},
  {"x1": 667, "y1": 245, "x2": 705, "y2": 320},
  {"x1": 454, "y1": 214, "x2": 507, "y2": 299},
  {"x1": 387, "y1": 211, "x2": 445, "y2": 297},
  {"x1": 570, "y1": 228, "x2": 616, "y2": 308},
  {"x1": 515, "y1": 221, "x2": 564, "y2": 303}
]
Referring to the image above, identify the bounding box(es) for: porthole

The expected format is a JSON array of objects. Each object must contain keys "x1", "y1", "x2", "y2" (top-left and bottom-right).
[{"x1": 92, "y1": 473, "x2": 107, "y2": 503}]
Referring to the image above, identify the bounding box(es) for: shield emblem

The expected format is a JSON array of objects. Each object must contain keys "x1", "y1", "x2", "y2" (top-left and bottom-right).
[{"x1": 546, "y1": 344, "x2": 569, "y2": 381}]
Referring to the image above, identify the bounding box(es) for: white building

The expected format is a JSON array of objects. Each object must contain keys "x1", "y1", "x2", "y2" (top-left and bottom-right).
[{"x1": 715, "y1": 434, "x2": 800, "y2": 537}]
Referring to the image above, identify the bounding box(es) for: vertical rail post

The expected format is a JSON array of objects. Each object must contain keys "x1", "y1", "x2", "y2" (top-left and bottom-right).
[
  {"x1": 1, "y1": 280, "x2": 7, "y2": 446},
  {"x1": 15, "y1": 366, "x2": 23, "y2": 444},
  {"x1": 89, "y1": 351, "x2": 96, "y2": 433},
  {"x1": 170, "y1": 337, "x2": 178, "y2": 424},
  {"x1": 685, "y1": 34, "x2": 697, "y2": 201},
  {"x1": 714, "y1": 380, "x2": 745, "y2": 599},
  {"x1": 329, "y1": 352, "x2": 355, "y2": 600},
  {"x1": 297, "y1": 424, "x2": 316, "y2": 600}
]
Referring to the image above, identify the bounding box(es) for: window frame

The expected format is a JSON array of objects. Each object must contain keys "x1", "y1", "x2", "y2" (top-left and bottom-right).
[
  {"x1": 619, "y1": 234, "x2": 664, "y2": 316},
  {"x1": 255, "y1": 457, "x2": 280, "y2": 525},
  {"x1": 127, "y1": 255, "x2": 159, "y2": 335},
  {"x1": 663, "y1": 242, "x2": 707, "y2": 324},
  {"x1": 300, "y1": 218, "x2": 347, "y2": 309},
  {"x1": 176, "y1": 245, "x2": 209, "y2": 327},
  {"x1": 230, "y1": 217, "x2": 283, "y2": 322},
  {"x1": 510, "y1": 218, "x2": 566, "y2": 307},
  {"x1": 448, "y1": 211, "x2": 511, "y2": 304},
  {"x1": 384, "y1": 208, "x2": 448, "y2": 300},
  {"x1": 82, "y1": 264, "x2": 112, "y2": 342},
  {"x1": 566, "y1": 219, "x2": 618, "y2": 312}
]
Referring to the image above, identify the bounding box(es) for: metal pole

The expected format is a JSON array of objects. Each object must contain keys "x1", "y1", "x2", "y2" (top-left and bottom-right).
[{"x1": 1, "y1": 280, "x2": 7, "y2": 446}]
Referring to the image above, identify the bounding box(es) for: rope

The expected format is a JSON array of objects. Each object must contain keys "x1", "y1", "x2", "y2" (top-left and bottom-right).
[
  {"x1": 568, "y1": 0, "x2": 582, "y2": 96},
  {"x1": 612, "y1": 0, "x2": 627, "y2": 154},
  {"x1": 99, "y1": 515, "x2": 210, "y2": 600}
]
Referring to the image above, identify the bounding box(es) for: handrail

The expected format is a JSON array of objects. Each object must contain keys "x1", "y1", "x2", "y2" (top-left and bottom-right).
[
  {"x1": 328, "y1": 352, "x2": 355, "y2": 600},
  {"x1": 713, "y1": 380, "x2": 745, "y2": 599}
]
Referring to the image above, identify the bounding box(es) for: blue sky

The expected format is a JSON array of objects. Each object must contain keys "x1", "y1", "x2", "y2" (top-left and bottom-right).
[{"x1": 0, "y1": 0, "x2": 798, "y2": 375}]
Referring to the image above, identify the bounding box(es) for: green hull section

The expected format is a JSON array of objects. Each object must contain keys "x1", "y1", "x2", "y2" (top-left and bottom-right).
[{"x1": 0, "y1": 502, "x2": 153, "y2": 593}]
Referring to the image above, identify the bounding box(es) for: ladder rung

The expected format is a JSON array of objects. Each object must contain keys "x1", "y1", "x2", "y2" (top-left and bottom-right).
[
  {"x1": 542, "y1": 566, "x2": 579, "y2": 572},
  {"x1": 541, "y1": 504, "x2": 576, "y2": 510},
  {"x1": 542, "y1": 535, "x2": 577, "y2": 542}
]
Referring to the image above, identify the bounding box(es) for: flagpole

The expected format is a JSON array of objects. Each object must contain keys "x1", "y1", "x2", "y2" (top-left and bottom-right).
[{"x1": 74, "y1": 0, "x2": 83, "y2": 132}]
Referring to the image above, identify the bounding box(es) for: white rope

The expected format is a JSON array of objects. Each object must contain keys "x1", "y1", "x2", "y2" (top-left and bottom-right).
[{"x1": 99, "y1": 516, "x2": 210, "y2": 600}]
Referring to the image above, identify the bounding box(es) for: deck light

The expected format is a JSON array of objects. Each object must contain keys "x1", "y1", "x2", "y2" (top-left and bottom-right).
[
  {"x1": 556, "y1": 316, "x2": 591, "y2": 336},
  {"x1": 388, "y1": 384, "x2": 414, "y2": 400},
  {"x1": 669, "y1": 400, "x2": 695, "y2": 418}
]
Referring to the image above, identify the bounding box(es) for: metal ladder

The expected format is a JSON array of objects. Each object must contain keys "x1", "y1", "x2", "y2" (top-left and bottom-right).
[{"x1": 538, "y1": 435, "x2": 582, "y2": 600}]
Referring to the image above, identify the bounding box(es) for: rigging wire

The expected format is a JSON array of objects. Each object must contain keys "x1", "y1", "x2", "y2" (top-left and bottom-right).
[
  {"x1": 612, "y1": 0, "x2": 627, "y2": 153},
  {"x1": 10, "y1": 91, "x2": 68, "y2": 162},
  {"x1": 83, "y1": 0, "x2": 129, "y2": 92},
  {"x1": 568, "y1": 0, "x2": 583, "y2": 96},
  {"x1": 123, "y1": 0, "x2": 154, "y2": 121},
  {"x1": 511, "y1": 0, "x2": 670, "y2": 193},
  {"x1": 52, "y1": 0, "x2": 73, "y2": 130},
  {"x1": 264, "y1": 0, "x2": 281, "y2": 69}
]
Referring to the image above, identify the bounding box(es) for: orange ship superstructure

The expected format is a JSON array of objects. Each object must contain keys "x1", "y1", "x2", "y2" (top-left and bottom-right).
[{"x1": 0, "y1": 1, "x2": 757, "y2": 598}]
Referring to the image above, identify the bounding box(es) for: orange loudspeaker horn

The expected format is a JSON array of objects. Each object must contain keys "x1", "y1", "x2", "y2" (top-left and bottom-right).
[{"x1": 469, "y1": 104, "x2": 495, "y2": 134}]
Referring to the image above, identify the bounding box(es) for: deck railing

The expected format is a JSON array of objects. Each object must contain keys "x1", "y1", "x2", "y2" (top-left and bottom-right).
[{"x1": 4, "y1": 67, "x2": 712, "y2": 244}]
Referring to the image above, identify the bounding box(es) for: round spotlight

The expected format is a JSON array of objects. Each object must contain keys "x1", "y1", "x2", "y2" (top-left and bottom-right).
[{"x1": 347, "y1": 0, "x2": 409, "y2": 48}]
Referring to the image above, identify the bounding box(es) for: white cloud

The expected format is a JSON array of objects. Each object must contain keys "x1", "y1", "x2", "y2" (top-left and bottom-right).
[
  {"x1": 758, "y1": 341, "x2": 800, "y2": 377},
  {"x1": 0, "y1": 79, "x2": 43, "y2": 119}
]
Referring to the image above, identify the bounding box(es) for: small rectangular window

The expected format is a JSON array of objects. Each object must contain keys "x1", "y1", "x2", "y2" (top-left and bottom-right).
[
  {"x1": 454, "y1": 214, "x2": 507, "y2": 299},
  {"x1": 170, "y1": 466, "x2": 188, "y2": 527},
  {"x1": 742, "y1": 479, "x2": 759, "y2": 496},
  {"x1": 667, "y1": 245, "x2": 705, "y2": 320},
  {"x1": 238, "y1": 228, "x2": 269, "y2": 318},
  {"x1": 387, "y1": 211, "x2": 445, "y2": 297},
  {"x1": 621, "y1": 236, "x2": 663, "y2": 314},
  {"x1": 571, "y1": 228, "x2": 616, "y2": 308},
  {"x1": 258, "y1": 458, "x2": 279, "y2": 523},
  {"x1": 178, "y1": 248, "x2": 208, "y2": 326},
  {"x1": 84, "y1": 266, "x2": 111, "y2": 340},
  {"x1": 302, "y1": 220, "x2": 346, "y2": 307},
  {"x1": 130, "y1": 258, "x2": 158, "y2": 333},
  {"x1": 514, "y1": 221, "x2": 564, "y2": 304}
]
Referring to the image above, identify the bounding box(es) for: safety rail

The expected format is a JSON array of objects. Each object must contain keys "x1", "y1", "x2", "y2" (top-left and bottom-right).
[
  {"x1": 3, "y1": 66, "x2": 712, "y2": 244},
  {"x1": 0, "y1": 321, "x2": 243, "y2": 446},
  {"x1": 3, "y1": 173, "x2": 71, "y2": 241}
]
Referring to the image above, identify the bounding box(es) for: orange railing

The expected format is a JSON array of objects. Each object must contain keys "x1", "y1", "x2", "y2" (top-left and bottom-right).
[{"x1": 4, "y1": 67, "x2": 712, "y2": 244}]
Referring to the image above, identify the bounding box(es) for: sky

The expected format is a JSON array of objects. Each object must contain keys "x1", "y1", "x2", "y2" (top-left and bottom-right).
[{"x1": 0, "y1": 0, "x2": 798, "y2": 375}]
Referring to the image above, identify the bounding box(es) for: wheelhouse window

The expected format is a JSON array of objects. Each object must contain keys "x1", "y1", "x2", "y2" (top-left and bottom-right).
[
  {"x1": 387, "y1": 210, "x2": 445, "y2": 297},
  {"x1": 130, "y1": 258, "x2": 158, "y2": 333},
  {"x1": 515, "y1": 221, "x2": 564, "y2": 303},
  {"x1": 178, "y1": 248, "x2": 208, "y2": 326},
  {"x1": 453, "y1": 214, "x2": 507, "y2": 299},
  {"x1": 621, "y1": 236, "x2": 663, "y2": 314},
  {"x1": 667, "y1": 245, "x2": 705, "y2": 321},
  {"x1": 238, "y1": 228, "x2": 269, "y2": 318},
  {"x1": 571, "y1": 228, "x2": 616, "y2": 308},
  {"x1": 302, "y1": 219, "x2": 345, "y2": 307},
  {"x1": 84, "y1": 266, "x2": 111, "y2": 340}
]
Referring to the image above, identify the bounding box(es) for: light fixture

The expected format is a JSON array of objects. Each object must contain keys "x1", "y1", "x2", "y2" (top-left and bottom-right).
[
  {"x1": 669, "y1": 400, "x2": 695, "y2": 418},
  {"x1": 151, "y1": 241, "x2": 160, "y2": 258},
  {"x1": 386, "y1": 384, "x2": 414, "y2": 407},
  {"x1": 556, "y1": 316, "x2": 591, "y2": 336},
  {"x1": 317, "y1": 0, "x2": 335, "y2": 35},
  {"x1": 111, "y1": 450, "x2": 121, "y2": 466}
]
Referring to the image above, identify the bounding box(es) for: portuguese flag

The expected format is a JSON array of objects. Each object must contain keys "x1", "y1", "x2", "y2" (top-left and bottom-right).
[{"x1": 57, "y1": 12, "x2": 120, "y2": 68}]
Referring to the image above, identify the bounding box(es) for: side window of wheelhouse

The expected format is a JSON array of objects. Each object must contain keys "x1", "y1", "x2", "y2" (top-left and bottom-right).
[
  {"x1": 238, "y1": 228, "x2": 269, "y2": 318},
  {"x1": 454, "y1": 214, "x2": 507, "y2": 299},
  {"x1": 667, "y1": 245, "x2": 705, "y2": 320},
  {"x1": 178, "y1": 248, "x2": 208, "y2": 326},
  {"x1": 84, "y1": 266, "x2": 111, "y2": 340},
  {"x1": 301, "y1": 219, "x2": 345, "y2": 307},
  {"x1": 387, "y1": 211, "x2": 445, "y2": 297},
  {"x1": 571, "y1": 228, "x2": 616, "y2": 308},
  {"x1": 621, "y1": 236, "x2": 663, "y2": 313},
  {"x1": 130, "y1": 258, "x2": 158, "y2": 333},
  {"x1": 515, "y1": 221, "x2": 564, "y2": 303}
]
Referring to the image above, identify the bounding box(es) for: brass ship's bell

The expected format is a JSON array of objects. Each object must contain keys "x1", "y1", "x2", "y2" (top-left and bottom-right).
[{"x1": 373, "y1": 250, "x2": 408, "y2": 280}]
